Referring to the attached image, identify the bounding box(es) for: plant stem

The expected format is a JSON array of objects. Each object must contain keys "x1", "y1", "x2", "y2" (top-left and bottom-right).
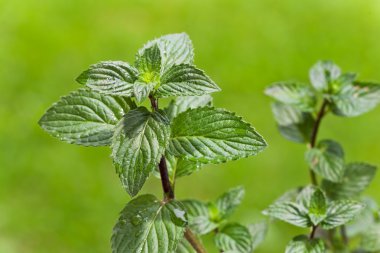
[
  {"x1": 149, "y1": 95, "x2": 207, "y2": 253},
  {"x1": 340, "y1": 226, "x2": 348, "y2": 245},
  {"x1": 308, "y1": 99, "x2": 329, "y2": 185},
  {"x1": 309, "y1": 225, "x2": 317, "y2": 239},
  {"x1": 185, "y1": 228, "x2": 207, "y2": 253}
]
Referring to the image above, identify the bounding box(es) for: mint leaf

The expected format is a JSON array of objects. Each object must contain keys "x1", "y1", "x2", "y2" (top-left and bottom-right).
[
  {"x1": 360, "y1": 224, "x2": 380, "y2": 252},
  {"x1": 322, "y1": 162, "x2": 377, "y2": 200},
  {"x1": 347, "y1": 197, "x2": 378, "y2": 237},
  {"x1": 248, "y1": 221, "x2": 268, "y2": 251},
  {"x1": 263, "y1": 202, "x2": 311, "y2": 228},
  {"x1": 214, "y1": 223, "x2": 253, "y2": 253},
  {"x1": 156, "y1": 64, "x2": 220, "y2": 98},
  {"x1": 135, "y1": 43, "x2": 161, "y2": 77},
  {"x1": 215, "y1": 186, "x2": 245, "y2": 220},
  {"x1": 285, "y1": 235, "x2": 325, "y2": 253},
  {"x1": 133, "y1": 82, "x2": 154, "y2": 104},
  {"x1": 111, "y1": 194, "x2": 186, "y2": 253},
  {"x1": 176, "y1": 238, "x2": 197, "y2": 253},
  {"x1": 181, "y1": 199, "x2": 218, "y2": 235},
  {"x1": 165, "y1": 95, "x2": 213, "y2": 120},
  {"x1": 112, "y1": 107, "x2": 170, "y2": 196},
  {"x1": 39, "y1": 89, "x2": 135, "y2": 146},
  {"x1": 330, "y1": 81, "x2": 380, "y2": 117},
  {"x1": 320, "y1": 200, "x2": 365, "y2": 229},
  {"x1": 308, "y1": 189, "x2": 327, "y2": 225},
  {"x1": 296, "y1": 185, "x2": 317, "y2": 212},
  {"x1": 265, "y1": 82, "x2": 316, "y2": 111},
  {"x1": 139, "y1": 33, "x2": 194, "y2": 72},
  {"x1": 309, "y1": 60, "x2": 341, "y2": 91},
  {"x1": 271, "y1": 102, "x2": 315, "y2": 143},
  {"x1": 305, "y1": 139, "x2": 345, "y2": 182},
  {"x1": 76, "y1": 61, "x2": 139, "y2": 96},
  {"x1": 169, "y1": 107, "x2": 267, "y2": 163}
]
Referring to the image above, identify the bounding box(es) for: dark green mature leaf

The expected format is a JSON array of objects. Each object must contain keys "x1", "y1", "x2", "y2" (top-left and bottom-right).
[
  {"x1": 305, "y1": 139, "x2": 345, "y2": 182},
  {"x1": 111, "y1": 195, "x2": 186, "y2": 253},
  {"x1": 265, "y1": 82, "x2": 316, "y2": 111},
  {"x1": 112, "y1": 107, "x2": 170, "y2": 196},
  {"x1": 271, "y1": 102, "x2": 315, "y2": 143},
  {"x1": 330, "y1": 82, "x2": 380, "y2": 117},
  {"x1": 39, "y1": 89, "x2": 135, "y2": 146},
  {"x1": 139, "y1": 33, "x2": 194, "y2": 72},
  {"x1": 360, "y1": 224, "x2": 380, "y2": 252},
  {"x1": 322, "y1": 162, "x2": 377, "y2": 200},
  {"x1": 263, "y1": 202, "x2": 311, "y2": 228},
  {"x1": 156, "y1": 64, "x2": 220, "y2": 97},
  {"x1": 169, "y1": 107, "x2": 267, "y2": 163},
  {"x1": 309, "y1": 60, "x2": 341, "y2": 91},
  {"x1": 248, "y1": 221, "x2": 268, "y2": 251},
  {"x1": 214, "y1": 223, "x2": 253, "y2": 253},
  {"x1": 215, "y1": 186, "x2": 245, "y2": 220},
  {"x1": 76, "y1": 61, "x2": 139, "y2": 96},
  {"x1": 320, "y1": 200, "x2": 365, "y2": 229},
  {"x1": 308, "y1": 189, "x2": 327, "y2": 225},
  {"x1": 285, "y1": 235, "x2": 325, "y2": 253},
  {"x1": 181, "y1": 200, "x2": 218, "y2": 235},
  {"x1": 165, "y1": 95, "x2": 213, "y2": 120}
]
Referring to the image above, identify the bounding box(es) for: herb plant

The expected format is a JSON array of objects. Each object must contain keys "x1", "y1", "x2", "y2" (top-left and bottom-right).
[
  {"x1": 38, "y1": 33, "x2": 268, "y2": 253},
  {"x1": 264, "y1": 61, "x2": 380, "y2": 252}
]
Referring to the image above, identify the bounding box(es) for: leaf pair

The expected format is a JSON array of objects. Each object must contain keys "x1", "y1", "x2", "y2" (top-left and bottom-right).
[
  {"x1": 182, "y1": 186, "x2": 267, "y2": 253},
  {"x1": 77, "y1": 33, "x2": 220, "y2": 104},
  {"x1": 263, "y1": 186, "x2": 364, "y2": 229}
]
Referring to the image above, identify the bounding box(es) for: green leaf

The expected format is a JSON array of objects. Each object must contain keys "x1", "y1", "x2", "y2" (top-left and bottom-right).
[
  {"x1": 265, "y1": 82, "x2": 316, "y2": 111},
  {"x1": 140, "y1": 33, "x2": 194, "y2": 72},
  {"x1": 330, "y1": 81, "x2": 380, "y2": 117},
  {"x1": 296, "y1": 185, "x2": 317, "y2": 212},
  {"x1": 111, "y1": 194, "x2": 186, "y2": 253},
  {"x1": 285, "y1": 235, "x2": 325, "y2": 253},
  {"x1": 133, "y1": 82, "x2": 154, "y2": 104},
  {"x1": 165, "y1": 95, "x2": 213, "y2": 120},
  {"x1": 308, "y1": 189, "x2": 327, "y2": 225},
  {"x1": 322, "y1": 162, "x2": 377, "y2": 200},
  {"x1": 112, "y1": 107, "x2": 170, "y2": 196},
  {"x1": 135, "y1": 43, "x2": 161, "y2": 78},
  {"x1": 181, "y1": 199, "x2": 218, "y2": 235},
  {"x1": 320, "y1": 200, "x2": 365, "y2": 229},
  {"x1": 39, "y1": 89, "x2": 135, "y2": 146},
  {"x1": 214, "y1": 223, "x2": 253, "y2": 253},
  {"x1": 271, "y1": 102, "x2": 315, "y2": 143},
  {"x1": 305, "y1": 139, "x2": 345, "y2": 182},
  {"x1": 247, "y1": 221, "x2": 268, "y2": 251},
  {"x1": 76, "y1": 61, "x2": 139, "y2": 96},
  {"x1": 215, "y1": 186, "x2": 245, "y2": 220},
  {"x1": 263, "y1": 202, "x2": 311, "y2": 228},
  {"x1": 157, "y1": 33, "x2": 194, "y2": 72},
  {"x1": 360, "y1": 224, "x2": 380, "y2": 252},
  {"x1": 169, "y1": 107, "x2": 267, "y2": 163},
  {"x1": 347, "y1": 197, "x2": 378, "y2": 237},
  {"x1": 309, "y1": 60, "x2": 341, "y2": 91},
  {"x1": 156, "y1": 64, "x2": 220, "y2": 98}
]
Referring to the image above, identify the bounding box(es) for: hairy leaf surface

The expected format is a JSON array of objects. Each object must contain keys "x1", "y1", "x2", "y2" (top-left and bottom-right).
[
  {"x1": 169, "y1": 107, "x2": 267, "y2": 163},
  {"x1": 111, "y1": 195, "x2": 186, "y2": 253},
  {"x1": 112, "y1": 107, "x2": 170, "y2": 196},
  {"x1": 39, "y1": 89, "x2": 135, "y2": 146}
]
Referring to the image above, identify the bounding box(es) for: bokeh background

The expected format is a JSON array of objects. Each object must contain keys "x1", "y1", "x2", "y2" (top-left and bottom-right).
[{"x1": 1, "y1": 0, "x2": 380, "y2": 252}]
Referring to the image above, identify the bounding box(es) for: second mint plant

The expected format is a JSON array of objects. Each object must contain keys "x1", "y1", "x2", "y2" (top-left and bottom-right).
[{"x1": 39, "y1": 33, "x2": 267, "y2": 253}]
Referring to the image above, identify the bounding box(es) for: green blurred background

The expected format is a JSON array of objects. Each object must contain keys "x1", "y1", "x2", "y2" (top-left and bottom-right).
[{"x1": 1, "y1": 0, "x2": 380, "y2": 252}]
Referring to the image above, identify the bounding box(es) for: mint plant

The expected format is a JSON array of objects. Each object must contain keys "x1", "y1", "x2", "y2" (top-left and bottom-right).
[
  {"x1": 39, "y1": 33, "x2": 267, "y2": 253},
  {"x1": 264, "y1": 61, "x2": 380, "y2": 252}
]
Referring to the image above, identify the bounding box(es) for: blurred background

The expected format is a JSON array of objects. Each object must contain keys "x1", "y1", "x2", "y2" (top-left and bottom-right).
[{"x1": 1, "y1": 0, "x2": 380, "y2": 252}]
